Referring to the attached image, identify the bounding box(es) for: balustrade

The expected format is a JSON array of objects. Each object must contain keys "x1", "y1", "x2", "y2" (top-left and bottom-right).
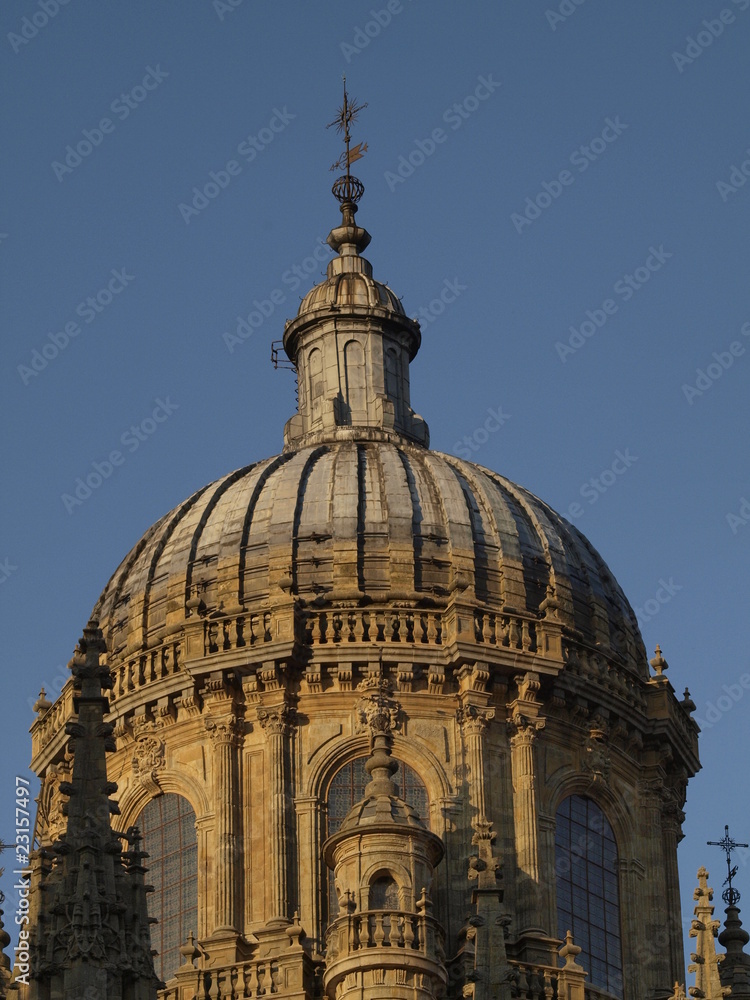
[
  {"x1": 325, "y1": 907, "x2": 445, "y2": 961},
  {"x1": 302, "y1": 607, "x2": 442, "y2": 646}
]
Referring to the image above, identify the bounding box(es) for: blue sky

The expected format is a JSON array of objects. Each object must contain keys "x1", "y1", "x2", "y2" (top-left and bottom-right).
[{"x1": 2, "y1": 0, "x2": 749, "y2": 969}]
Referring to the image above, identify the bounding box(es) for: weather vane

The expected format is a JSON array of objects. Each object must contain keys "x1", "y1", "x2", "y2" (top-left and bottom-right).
[
  {"x1": 708, "y1": 825, "x2": 749, "y2": 905},
  {"x1": 327, "y1": 76, "x2": 368, "y2": 205}
]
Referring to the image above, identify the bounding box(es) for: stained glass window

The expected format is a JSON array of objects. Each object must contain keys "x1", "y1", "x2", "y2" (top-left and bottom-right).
[
  {"x1": 555, "y1": 795, "x2": 623, "y2": 998},
  {"x1": 138, "y1": 794, "x2": 198, "y2": 984},
  {"x1": 326, "y1": 756, "x2": 428, "y2": 917}
]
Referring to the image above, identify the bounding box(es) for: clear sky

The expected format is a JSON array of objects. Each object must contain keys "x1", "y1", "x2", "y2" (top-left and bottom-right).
[{"x1": 2, "y1": 0, "x2": 749, "y2": 971}]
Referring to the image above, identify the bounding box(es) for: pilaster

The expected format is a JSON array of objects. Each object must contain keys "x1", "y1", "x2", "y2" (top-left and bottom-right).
[{"x1": 257, "y1": 701, "x2": 297, "y2": 927}]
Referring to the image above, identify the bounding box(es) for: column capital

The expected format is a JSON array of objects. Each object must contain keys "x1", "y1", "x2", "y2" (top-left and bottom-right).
[
  {"x1": 204, "y1": 712, "x2": 244, "y2": 747},
  {"x1": 256, "y1": 703, "x2": 296, "y2": 738},
  {"x1": 508, "y1": 717, "x2": 545, "y2": 747},
  {"x1": 457, "y1": 703, "x2": 495, "y2": 737}
]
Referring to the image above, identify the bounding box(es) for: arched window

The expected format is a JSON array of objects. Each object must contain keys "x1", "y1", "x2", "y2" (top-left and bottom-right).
[
  {"x1": 555, "y1": 795, "x2": 623, "y2": 997},
  {"x1": 326, "y1": 756, "x2": 428, "y2": 918},
  {"x1": 369, "y1": 874, "x2": 400, "y2": 910},
  {"x1": 138, "y1": 794, "x2": 198, "y2": 984}
]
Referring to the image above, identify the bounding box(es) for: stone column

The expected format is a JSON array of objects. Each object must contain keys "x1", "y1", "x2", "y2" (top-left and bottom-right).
[
  {"x1": 662, "y1": 791, "x2": 687, "y2": 988},
  {"x1": 204, "y1": 712, "x2": 244, "y2": 934},
  {"x1": 538, "y1": 812, "x2": 558, "y2": 936},
  {"x1": 637, "y1": 778, "x2": 672, "y2": 995},
  {"x1": 509, "y1": 721, "x2": 545, "y2": 936},
  {"x1": 295, "y1": 794, "x2": 323, "y2": 951},
  {"x1": 257, "y1": 703, "x2": 295, "y2": 926},
  {"x1": 457, "y1": 704, "x2": 495, "y2": 828}
]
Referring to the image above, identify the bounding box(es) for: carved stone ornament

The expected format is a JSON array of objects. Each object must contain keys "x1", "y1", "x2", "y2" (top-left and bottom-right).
[
  {"x1": 582, "y1": 725, "x2": 611, "y2": 784},
  {"x1": 256, "y1": 704, "x2": 295, "y2": 738},
  {"x1": 204, "y1": 713, "x2": 244, "y2": 746},
  {"x1": 132, "y1": 733, "x2": 165, "y2": 794},
  {"x1": 354, "y1": 685, "x2": 400, "y2": 739},
  {"x1": 468, "y1": 822, "x2": 502, "y2": 891},
  {"x1": 457, "y1": 704, "x2": 495, "y2": 737}
]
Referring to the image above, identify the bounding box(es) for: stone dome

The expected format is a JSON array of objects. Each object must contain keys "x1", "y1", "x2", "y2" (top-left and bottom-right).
[
  {"x1": 297, "y1": 270, "x2": 407, "y2": 319},
  {"x1": 93, "y1": 439, "x2": 646, "y2": 676}
]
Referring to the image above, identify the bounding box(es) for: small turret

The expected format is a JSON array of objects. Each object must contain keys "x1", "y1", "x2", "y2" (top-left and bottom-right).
[{"x1": 322, "y1": 727, "x2": 446, "y2": 1000}]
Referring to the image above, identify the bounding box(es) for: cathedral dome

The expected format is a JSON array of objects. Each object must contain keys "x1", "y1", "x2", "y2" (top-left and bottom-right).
[{"x1": 93, "y1": 440, "x2": 646, "y2": 676}]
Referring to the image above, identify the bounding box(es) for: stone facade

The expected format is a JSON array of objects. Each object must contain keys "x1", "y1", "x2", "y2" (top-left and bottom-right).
[{"x1": 24, "y1": 174, "x2": 705, "y2": 1000}]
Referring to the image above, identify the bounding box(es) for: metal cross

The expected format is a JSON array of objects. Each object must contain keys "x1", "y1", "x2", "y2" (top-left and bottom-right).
[{"x1": 708, "y1": 825, "x2": 749, "y2": 905}]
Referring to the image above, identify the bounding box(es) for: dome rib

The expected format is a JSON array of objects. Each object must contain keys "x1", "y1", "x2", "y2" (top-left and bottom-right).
[
  {"x1": 445, "y1": 464, "x2": 495, "y2": 603},
  {"x1": 99, "y1": 486, "x2": 214, "y2": 656},
  {"x1": 290, "y1": 446, "x2": 330, "y2": 597},
  {"x1": 396, "y1": 449, "x2": 425, "y2": 594},
  {"x1": 182, "y1": 464, "x2": 259, "y2": 613},
  {"x1": 237, "y1": 454, "x2": 296, "y2": 606}
]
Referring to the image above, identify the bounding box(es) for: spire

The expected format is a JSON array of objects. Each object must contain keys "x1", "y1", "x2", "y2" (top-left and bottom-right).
[
  {"x1": 708, "y1": 827, "x2": 750, "y2": 1000},
  {"x1": 28, "y1": 619, "x2": 161, "y2": 999},
  {"x1": 688, "y1": 867, "x2": 731, "y2": 1000},
  {"x1": 719, "y1": 902, "x2": 750, "y2": 1000},
  {"x1": 281, "y1": 83, "x2": 429, "y2": 451}
]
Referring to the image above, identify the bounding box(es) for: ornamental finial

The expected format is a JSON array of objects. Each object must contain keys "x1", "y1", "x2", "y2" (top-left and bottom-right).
[
  {"x1": 327, "y1": 76, "x2": 368, "y2": 206},
  {"x1": 708, "y1": 825, "x2": 749, "y2": 905}
]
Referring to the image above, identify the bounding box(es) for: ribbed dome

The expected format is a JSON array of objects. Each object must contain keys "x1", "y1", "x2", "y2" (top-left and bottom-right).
[
  {"x1": 93, "y1": 440, "x2": 646, "y2": 676},
  {"x1": 297, "y1": 271, "x2": 406, "y2": 318}
]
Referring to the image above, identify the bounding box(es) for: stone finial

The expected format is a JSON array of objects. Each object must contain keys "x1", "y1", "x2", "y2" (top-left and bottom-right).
[
  {"x1": 682, "y1": 688, "x2": 697, "y2": 714},
  {"x1": 650, "y1": 645, "x2": 669, "y2": 676},
  {"x1": 670, "y1": 984, "x2": 688, "y2": 1000},
  {"x1": 558, "y1": 931, "x2": 587, "y2": 1000},
  {"x1": 559, "y1": 930, "x2": 584, "y2": 971},
  {"x1": 33, "y1": 687, "x2": 52, "y2": 715}
]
